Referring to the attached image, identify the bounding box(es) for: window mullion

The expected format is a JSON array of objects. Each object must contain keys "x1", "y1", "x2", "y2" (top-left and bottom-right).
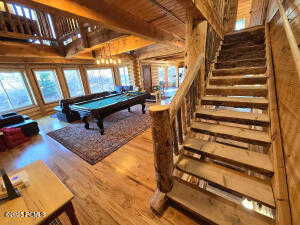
[{"x1": 0, "y1": 79, "x2": 14, "y2": 110}]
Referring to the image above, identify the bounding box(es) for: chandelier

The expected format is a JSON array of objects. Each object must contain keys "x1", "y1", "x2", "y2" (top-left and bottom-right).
[{"x1": 95, "y1": 42, "x2": 122, "y2": 65}]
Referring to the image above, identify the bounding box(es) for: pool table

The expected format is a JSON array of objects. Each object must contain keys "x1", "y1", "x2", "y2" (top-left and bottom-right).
[{"x1": 70, "y1": 92, "x2": 147, "y2": 135}]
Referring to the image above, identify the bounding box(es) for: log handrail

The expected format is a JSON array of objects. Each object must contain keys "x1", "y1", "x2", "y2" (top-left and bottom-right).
[
  {"x1": 169, "y1": 53, "x2": 204, "y2": 121},
  {"x1": 276, "y1": 0, "x2": 300, "y2": 81}
]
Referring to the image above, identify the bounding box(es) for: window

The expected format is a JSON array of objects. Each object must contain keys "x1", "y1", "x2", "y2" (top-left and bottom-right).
[
  {"x1": 63, "y1": 69, "x2": 84, "y2": 97},
  {"x1": 86, "y1": 68, "x2": 115, "y2": 94},
  {"x1": 235, "y1": 19, "x2": 246, "y2": 30},
  {"x1": 178, "y1": 67, "x2": 186, "y2": 84},
  {"x1": 34, "y1": 70, "x2": 62, "y2": 103},
  {"x1": 118, "y1": 67, "x2": 131, "y2": 86},
  {"x1": 158, "y1": 67, "x2": 165, "y2": 84},
  {"x1": 168, "y1": 66, "x2": 177, "y2": 87},
  {"x1": 0, "y1": 71, "x2": 34, "y2": 113}
]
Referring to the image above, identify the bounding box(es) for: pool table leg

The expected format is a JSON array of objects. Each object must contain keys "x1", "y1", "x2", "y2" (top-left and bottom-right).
[
  {"x1": 142, "y1": 103, "x2": 146, "y2": 114},
  {"x1": 83, "y1": 116, "x2": 89, "y2": 129},
  {"x1": 97, "y1": 118, "x2": 104, "y2": 135}
]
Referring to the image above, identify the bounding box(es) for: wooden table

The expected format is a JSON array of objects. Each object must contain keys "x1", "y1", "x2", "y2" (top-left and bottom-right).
[{"x1": 0, "y1": 161, "x2": 80, "y2": 225}]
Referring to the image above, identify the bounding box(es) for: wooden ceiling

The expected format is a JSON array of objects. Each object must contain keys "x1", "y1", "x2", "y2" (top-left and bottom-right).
[{"x1": 102, "y1": 0, "x2": 186, "y2": 40}]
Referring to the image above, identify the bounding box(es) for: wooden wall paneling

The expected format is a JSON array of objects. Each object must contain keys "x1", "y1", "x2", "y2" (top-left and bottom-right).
[
  {"x1": 112, "y1": 66, "x2": 121, "y2": 86},
  {"x1": 56, "y1": 66, "x2": 70, "y2": 99},
  {"x1": 79, "y1": 65, "x2": 91, "y2": 95},
  {"x1": 223, "y1": 0, "x2": 239, "y2": 33},
  {"x1": 249, "y1": 0, "x2": 269, "y2": 27},
  {"x1": 268, "y1": 0, "x2": 300, "y2": 224},
  {"x1": 265, "y1": 23, "x2": 292, "y2": 225},
  {"x1": 237, "y1": 0, "x2": 253, "y2": 27},
  {"x1": 132, "y1": 57, "x2": 141, "y2": 88},
  {"x1": 24, "y1": 65, "x2": 46, "y2": 115}
]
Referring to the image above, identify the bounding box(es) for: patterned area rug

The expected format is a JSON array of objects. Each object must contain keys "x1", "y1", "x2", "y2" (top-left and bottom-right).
[{"x1": 47, "y1": 106, "x2": 151, "y2": 165}]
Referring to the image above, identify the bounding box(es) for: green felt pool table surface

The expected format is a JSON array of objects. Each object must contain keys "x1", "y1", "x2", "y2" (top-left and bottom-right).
[{"x1": 72, "y1": 92, "x2": 145, "y2": 110}]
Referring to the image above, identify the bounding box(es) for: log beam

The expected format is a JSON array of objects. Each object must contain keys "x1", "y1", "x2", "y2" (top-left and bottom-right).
[
  {"x1": 0, "y1": 41, "x2": 63, "y2": 58},
  {"x1": 12, "y1": 0, "x2": 185, "y2": 47},
  {"x1": 67, "y1": 35, "x2": 154, "y2": 58}
]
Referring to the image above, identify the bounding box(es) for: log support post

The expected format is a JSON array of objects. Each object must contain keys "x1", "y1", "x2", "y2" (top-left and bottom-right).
[{"x1": 149, "y1": 105, "x2": 173, "y2": 214}]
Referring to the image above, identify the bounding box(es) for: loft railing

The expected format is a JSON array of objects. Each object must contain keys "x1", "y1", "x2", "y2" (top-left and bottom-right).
[{"x1": 0, "y1": 0, "x2": 58, "y2": 45}]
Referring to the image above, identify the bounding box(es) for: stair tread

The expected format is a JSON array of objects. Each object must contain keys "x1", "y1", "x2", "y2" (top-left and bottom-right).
[
  {"x1": 209, "y1": 74, "x2": 268, "y2": 85},
  {"x1": 168, "y1": 180, "x2": 274, "y2": 225},
  {"x1": 176, "y1": 156, "x2": 275, "y2": 208},
  {"x1": 207, "y1": 85, "x2": 267, "y2": 90},
  {"x1": 206, "y1": 85, "x2": 268, "y2": 97},
  {"x1": 184, "y1": 137, "x2": 273, "y2": 174},
  {"x1": 195, "y1": 108, "x2": 270, "y2": 125},
  {"x1": 202, "y1": 96, "x2": 269, "y2": 109},
  {"x1": 221, "y1": 44, "x2": 265, "y2": 52},
  {"x1": 213, "y1": 66, "x2": 266, "y2": 76},
  {"x1": 210, "y1": 74, "x2": 268, "y2": 80},
  {"x1": 191, "y1": 121, "x2": 271, "y2": 145},
  {"x1": 218, "y1": 58, "x2": 266, "y2": 63}
]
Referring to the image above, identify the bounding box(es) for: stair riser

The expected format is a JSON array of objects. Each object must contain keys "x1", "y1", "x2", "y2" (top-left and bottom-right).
[
  {"x1": 221, "y1": 45, "x2": 265, "y2": 55},
  {"x1": 218, "y1": 51, "x2": 266, "y2": 61},
  {"x1": 209, "y1": 77, "x2": 267, "y2": 85},
  {"x1": 212, "y1": 67, "x2": 267, "y2": 76},
  {"x1": 191, "y1": 127, "x2": 270, "y2": 146},
  {"x1": 215, "y1": 59, "x2": 266, "y2": 69},
  {"x1": 195, "y1": 113, "x2": 269, "y2": 126},
  {"x1": 224, "y1": 31, "x2": 265, "y2": 43},
  {"x1": 222, "y1": 40, "x2": 265, "y2": 50},
  {"x1": 206, "y1": 88, "x2": 268, "y2": 97},
  {"x1": 202, "y1": 99, "x2": 268, "y2": 109}
]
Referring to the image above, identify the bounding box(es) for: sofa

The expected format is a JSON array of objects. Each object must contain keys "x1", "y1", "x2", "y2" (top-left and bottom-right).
[
  {"x1": 54, "y1": 91, "x2": 114, "y2": 123},
  {"x1": 0, "y1": 112, "x2": 39, "y2": 137}
]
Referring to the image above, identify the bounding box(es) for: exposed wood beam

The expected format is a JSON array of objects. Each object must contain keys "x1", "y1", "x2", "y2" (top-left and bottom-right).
[
  {"x1": 0, "y1": 56, "x2": 94, "y2": 64},
  {"x1": 0, "y1": 41, "x2": 64, "y2": 58},
  {"x1": 12, "y1": 0, "x2": 185, "y2": 47},
  {"x1": 93, "y1": 35, "x2": 155, "y2": 58},
  {"x1": 174, "y1": 0, "x2": 223, "y2": 38},
  {"x1": 66, "y1": 35, "x2": 154, "y2": 58}
]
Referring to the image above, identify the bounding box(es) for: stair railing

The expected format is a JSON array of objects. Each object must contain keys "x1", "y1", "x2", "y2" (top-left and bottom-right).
[{"x1": 149, "y1": 53, "x2": 204, "y2": 209}]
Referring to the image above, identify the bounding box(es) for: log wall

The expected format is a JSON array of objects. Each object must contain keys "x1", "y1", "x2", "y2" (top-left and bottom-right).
[{"x1": 268, "y1": 0, "x2": 300, "y2": 224}]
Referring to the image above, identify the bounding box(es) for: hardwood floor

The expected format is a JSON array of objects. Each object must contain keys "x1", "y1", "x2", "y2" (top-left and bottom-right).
[{"x1": 0, "y1": 116, "x2": 206, "y2": 225}]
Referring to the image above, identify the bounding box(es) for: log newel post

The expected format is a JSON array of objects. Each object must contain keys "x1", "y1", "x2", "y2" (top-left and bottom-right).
[
  {"x1": 150, "y1": 105, "x2": 173, "y2": 193},
  {"x1": 149, "y1": 105, "x2": 173, "y2": 213}
]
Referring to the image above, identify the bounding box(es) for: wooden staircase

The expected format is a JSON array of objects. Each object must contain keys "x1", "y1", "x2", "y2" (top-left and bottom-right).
[
  {"x1": 150, "y1": 25, "x2": 285, "y2": 225},
  {"x1": 150, "y1": 24, "x2": 291, "y2": 225}
]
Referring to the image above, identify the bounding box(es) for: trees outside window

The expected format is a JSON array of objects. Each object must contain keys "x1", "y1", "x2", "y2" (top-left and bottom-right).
[
  {"x1": 34, "y1": 70, "x2": 62, "y2": 103},
  {"x1": 0, "y1": 71, "x2": 34, "y2": 113},
  {"x1": 86, "y1": 68, "x2": 115, "y2": 93},
  {"x1": 118, "y1": 67, "x2": 131, "y2": 86},
  {"x1": 178, "y1": 67, "x2": 186, "y2": 85},
  {"x1": 63, "y1": 69, "x2": 84, "y2": 97},
  {"x1": 168, "y1": 66, "x2": 177, "y2": 87}
]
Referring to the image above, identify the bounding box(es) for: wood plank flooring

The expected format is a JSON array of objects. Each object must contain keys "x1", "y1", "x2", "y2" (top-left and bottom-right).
[{"x1": 0, "y1": 116, "x2": 204, "y2": 225}]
